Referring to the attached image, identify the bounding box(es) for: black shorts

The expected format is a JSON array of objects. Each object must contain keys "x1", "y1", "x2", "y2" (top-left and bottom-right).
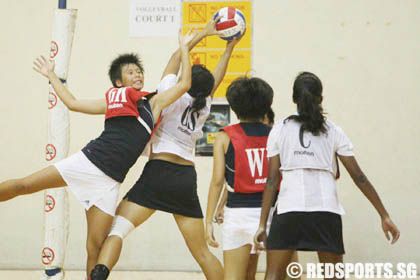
[
  {"x1": 124, "y1": 159, "x2": 203, "y2": 218},
  {"x1": 267, "y1": 211, "x2": 345, "y2": 255}
]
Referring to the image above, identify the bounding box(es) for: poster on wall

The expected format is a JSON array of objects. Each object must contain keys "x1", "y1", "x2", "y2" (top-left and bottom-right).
[
  {"x1": 129, "y1": 0, "x2": 181, "y2": 37},
  {"x1": 182, "y1": 0, "x2": 253, "y2": 99},
  {"x1": 195, "y1": 104, "x2": 230, "y2": 156}
]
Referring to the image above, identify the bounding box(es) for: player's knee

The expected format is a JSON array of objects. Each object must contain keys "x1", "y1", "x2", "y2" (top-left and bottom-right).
[
  {"x1": 86, "y1": 237, "x2": 103, "y2": 257},
  {"x1": 107, "y1": 215, "x2": 135, "y2": 239},
  {"x1": 193, "y1": 247, "x2": 213, "y2": 266}
]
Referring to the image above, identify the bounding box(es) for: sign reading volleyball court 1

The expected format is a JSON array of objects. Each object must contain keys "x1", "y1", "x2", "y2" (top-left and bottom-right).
[{"x1": 129, "y1": 0, "x2": 181, "y2": 37}]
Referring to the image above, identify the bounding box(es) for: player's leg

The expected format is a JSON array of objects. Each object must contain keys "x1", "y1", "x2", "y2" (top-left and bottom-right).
[
  {"x1": 85, "y1": 206, "x2": 114, "y2": 277},
  {"x1": 246, "y1": 253, "x2": 259, "y2": 280},
  {"x1": 265, "y1": 249, "x2": 295, "y2": 280},
  {"x1": 173, "y1": 214, "x2": 223, "y2": 280},
  {"x1": 223, "y1": 245, "x2": 252, "y2": 280},
  {"x1": 90, "y1": 200, "x2": 155, "y2": 280},
  {"x1": 0, "y1": 165, "x2": 66, "y2": 201},
  {"x1": 317, "y1": 251, "x2": 344, "y2": 280}
]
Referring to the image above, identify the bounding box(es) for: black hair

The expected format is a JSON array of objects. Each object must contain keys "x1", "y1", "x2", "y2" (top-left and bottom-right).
[
  {"x1": 108, "y1": 53, "x2": 144, "y2": 87},
  {"x1": 266, "y1": 107, "x2": 275, "y2": 125},
  {"x1": 188, "y1": 65, "x2": 215, "y2": 113},
  {"x1": 226, "y1": 76, "x2": 273, "y2": 120},
  {"x1": 285, "y1": 72, "x2": 326, "y2": 135}
]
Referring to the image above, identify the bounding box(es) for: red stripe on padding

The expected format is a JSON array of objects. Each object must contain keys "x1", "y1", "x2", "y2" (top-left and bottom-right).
[
  {"x1": 228, "y1": 7, "x2": 235, "y2": 20},
  {"x1": 216, "y1": 20, "x2": 237, "y2": 30}
]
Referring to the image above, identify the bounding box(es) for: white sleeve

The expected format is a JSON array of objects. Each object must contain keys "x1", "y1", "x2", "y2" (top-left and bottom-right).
[
  {"x1": 335, "y1": 126, "x2": 354, "y2": 156},
  {"x1": 157, "y1": 74, "x2": 178, "y2": 94},
  {"x1": 267, "y1": 122, "x2": 282, "y2": 157}
]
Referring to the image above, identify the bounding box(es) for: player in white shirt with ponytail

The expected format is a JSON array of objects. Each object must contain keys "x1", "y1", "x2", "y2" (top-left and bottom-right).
[
  {"x1": 254, "y1": 72, "x2": 400, "y2": 280},
  {"x1": 90, "y1": 19, "x2": 242, "y2": 280}
]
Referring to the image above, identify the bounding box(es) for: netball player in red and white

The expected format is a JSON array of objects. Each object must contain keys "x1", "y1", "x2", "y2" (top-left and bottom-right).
[
  {"x1": 254, "y1": 72, "x2": 400, "y2": 280},
  {"x1": 0, "y1": 29, "x2": 194, "y2": 278},
  {"x1": 206, "y1": 77, "x2": 275, "y2": 280},
  {"x1": 212, "y1": 108, "x2": 299, "y2": 280},
  {"x1": 89, "y1": 19, "x2": 239, "y2": 280}
]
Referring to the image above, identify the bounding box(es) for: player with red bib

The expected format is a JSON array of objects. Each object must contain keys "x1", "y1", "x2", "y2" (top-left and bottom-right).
[
  {"x1": 0, "y1": 29, "x2": 194, "y2": 278},
  {"x1": 206, "y1": 77, "x2": 275, "y2": 279}
]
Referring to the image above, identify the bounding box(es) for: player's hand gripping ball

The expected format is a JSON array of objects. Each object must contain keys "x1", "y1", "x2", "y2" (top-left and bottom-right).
[{"x1": 214, "y1": 7, "x2": 246, "y2": 41}]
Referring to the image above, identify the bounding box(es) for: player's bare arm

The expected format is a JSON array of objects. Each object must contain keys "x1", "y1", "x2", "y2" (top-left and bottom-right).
[
  {"x1": 149, "y1": 29, "x2": 194, "y2": 121},
  {"x1": 160, "y1": 17, "x2": 221, "y2": 79},
  {"x1": 210, "y1": 34, "x2": 243, "y2": 97},
  {"x1": 338, "y1": 155, "x2": 400, "y2": 244},
  {"x1": 33, "y1": 55, "x2": 107, "y2": 114}
]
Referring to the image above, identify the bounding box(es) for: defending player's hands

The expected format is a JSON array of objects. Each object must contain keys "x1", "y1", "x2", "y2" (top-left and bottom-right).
[
  {"x1": 253, "y1": 227, "x2": 267, "y2": 251},
  {"x1": 178, "y1": 28, "x2": 196, "y2": 48},
  {"x1": 226, "y1": 30, "x2": 245, "y2": 49},
  {"x1": 205, "y1": 223, "x2": 219, "y2": 248},
  {"x1": 203, "y1": 16, "x2": 223, "y2": 36},
  {"x1": 33, "y1": 55, "x2": 55, "y2": 79},
  {"x1": 382, "y1": 216, "x2": 400, "y2": 244}
]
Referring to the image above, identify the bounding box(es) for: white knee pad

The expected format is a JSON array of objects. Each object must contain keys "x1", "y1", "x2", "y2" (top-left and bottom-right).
[{"x1": 108, "y1": 215, "x2": 135, "y2": 239}]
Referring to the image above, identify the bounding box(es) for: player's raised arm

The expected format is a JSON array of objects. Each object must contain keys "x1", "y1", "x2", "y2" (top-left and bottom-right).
[
  {"x1": 33, "y1": 55, "x2": 107, "y2": 114},
  {"x1": 160, "y1": 17, "x2": 221, "y2": 79},
  {"x1": 210, "y1": 34, "x2": 243, "y2": 97},
  {"x1": 150, "y1": 29, "x2": 194, "y2": 120}
]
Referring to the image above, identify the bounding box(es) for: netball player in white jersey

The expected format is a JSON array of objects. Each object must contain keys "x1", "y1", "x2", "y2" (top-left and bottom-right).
[
  {"x1": 254, "y1": 72, "x2": 400, "y2": 280},
  {"x1": 89, "y1": 20, "x2": 241, "y2": 280},
  {"x1": 0, "y1": 29, "x2": 193, "y2": 278}
]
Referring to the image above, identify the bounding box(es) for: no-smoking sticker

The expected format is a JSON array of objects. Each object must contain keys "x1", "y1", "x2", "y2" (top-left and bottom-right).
[
  {"x1": 41, "y1": 247, "x2": 55, "y2": 265},
  {"x1": 44, "y1": 195, "x2": 55, "y2": 213},
  {"x1": 46, "y1": 144, "x2": 56, "y2": 161},
  {"x1": 48, "y1": 92, "x2": 57, "y2": 109},
  {"x1": 50, "y1": 41, "x2": 59, "y2": 58}
]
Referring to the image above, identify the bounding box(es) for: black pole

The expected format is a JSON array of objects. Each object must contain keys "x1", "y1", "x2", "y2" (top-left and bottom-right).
[{"x1": 58, "y1": 0, "x2": 67, "y2": 9}]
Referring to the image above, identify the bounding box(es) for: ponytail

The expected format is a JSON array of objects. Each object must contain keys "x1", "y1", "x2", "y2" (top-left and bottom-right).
[
  {"x1": 190, "y1": 92, "x2": 208, "y2": 113},
  {"x1": 189, "y1": 64, "x2": 215, "y2": 113},
  {"x1": 285, "y1": 72, "x2": 326, "y2": 136}
]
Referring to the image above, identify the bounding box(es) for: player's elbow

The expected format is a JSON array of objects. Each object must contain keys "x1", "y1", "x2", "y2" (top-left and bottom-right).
[
  {"x1": 66, "y1": 101, "x2": 78, "y2": 112},
  {"x1": 179, "y1": 79, "x2": 191, "y2": 93}
]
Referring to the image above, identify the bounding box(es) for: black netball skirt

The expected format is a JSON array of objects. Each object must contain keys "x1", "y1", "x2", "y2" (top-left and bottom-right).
[
  {"x1": 124, "y1": 159, "x2": 203, "y2": 218},
  {"x1": 267, "y1": 211, "x2": 345, "y2": 255}
]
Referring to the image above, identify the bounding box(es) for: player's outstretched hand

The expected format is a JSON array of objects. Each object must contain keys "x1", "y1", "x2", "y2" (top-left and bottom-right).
[
  {"x1": 203, "y1": 16, "x2": 222, "y2": 36},
  {"x1": 179, "y1": 28, "x2": 196, "y2": 48},
  {"x1": 253, "y1": 227, "x2": 267, "y2": 251},
  {"x1": 33, "y1": 55, "x2": 55, "y2": 79},
  {"x1": 382, "y1": 216, "x2": 400, "y2": 244},
  {"x1": 205, "y1": 223, "x2": 219, "y2": 248},
  {"x1": 226, "y1": 30, "x2": 245, "y2": 48}
]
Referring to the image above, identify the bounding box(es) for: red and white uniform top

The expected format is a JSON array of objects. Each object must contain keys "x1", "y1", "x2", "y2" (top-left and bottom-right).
[
  {"x1": 223, "y1": 123, "x2": 269, "y2": 194},
  {"x1": 82, "y1": 87, "x2": 155, "y2": 183}
]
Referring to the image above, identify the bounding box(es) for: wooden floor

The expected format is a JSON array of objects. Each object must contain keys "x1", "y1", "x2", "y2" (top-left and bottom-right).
[{"x1": 0, "y1": 270, "x2": 408, "y2": 279}]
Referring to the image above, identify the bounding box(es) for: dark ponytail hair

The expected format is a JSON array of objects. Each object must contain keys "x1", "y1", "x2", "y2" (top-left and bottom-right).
[
  {"x1": 188, "y1": 65, "x2": 215, "y2": 113},
  {"x1": 286, "y1": 72, "x2": 326, "y2": 136}
]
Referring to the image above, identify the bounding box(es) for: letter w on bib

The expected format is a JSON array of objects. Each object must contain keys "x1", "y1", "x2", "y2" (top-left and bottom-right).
[{"x1": 245, "y1": 148, "x2": 266, "y2": 177}]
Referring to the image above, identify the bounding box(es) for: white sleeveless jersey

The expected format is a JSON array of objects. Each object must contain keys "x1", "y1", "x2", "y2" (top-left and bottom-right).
[
  {"x1": 149, "y1": 74, "x2": 211, "y2": 162},
  {"x1": 267, "y1": 116, "x2": 354, "y2": 215}
]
